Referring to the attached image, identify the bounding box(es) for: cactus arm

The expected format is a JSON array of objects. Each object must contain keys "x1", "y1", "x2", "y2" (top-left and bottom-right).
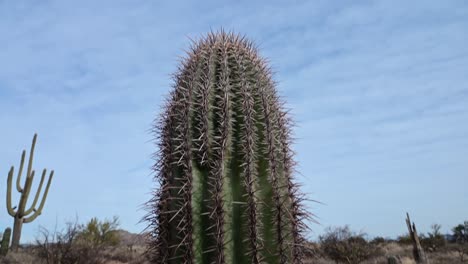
[
  {"x1": 23, "y1": 170, "x2": 53, "y2": 223},
  {"x1": 16, "y1": 151, "x2": 26, "y2": 193},
  {"x1": 7, "y1": 167, "x2": 18, "y2": 216},
  {"x1": 26, "y1": 134, "x2": 37, "y2": 179},
  {"x1": 24, "y1": 168, "x2": 46, "y2": 215},
  {"x1": 15, "y1": 135, "x2": 38, "y2": 217}
]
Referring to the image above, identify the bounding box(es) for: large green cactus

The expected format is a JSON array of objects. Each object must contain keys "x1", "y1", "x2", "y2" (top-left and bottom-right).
[
  {"x1": 147, "y1": 31, "x2": 308, "y2": 264},
  {"x1": 6, "y1": 134, "x2": 54, "y2": 251}
]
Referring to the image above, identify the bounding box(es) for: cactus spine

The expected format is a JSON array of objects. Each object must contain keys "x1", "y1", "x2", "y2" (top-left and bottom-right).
[
  {"x1": 6, "y1": 134, "x2": 54, "y2": 251},
  {"x1": 147, "y1": 31, "x2": 308, "y2": 264},
  {"x1": 0, "y1": 227, "x2": 11, "y2": 256}
]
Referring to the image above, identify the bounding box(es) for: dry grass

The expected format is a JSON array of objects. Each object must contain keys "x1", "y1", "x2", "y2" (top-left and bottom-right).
[
  {"x1": 0, "y1": 245, "x2": 149, "y2": 264},
  {"x1": 0, "y1": 240, "x2": 465, "y2": 263},
  {"x1": 306, "y1": 242, "x2": 464, "y2": 264}
]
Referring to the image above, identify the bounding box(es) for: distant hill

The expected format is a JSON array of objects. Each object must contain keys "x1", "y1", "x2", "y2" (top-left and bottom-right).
[{"x1": 115, "y1": 230, "x2": 148, "y2": 247}]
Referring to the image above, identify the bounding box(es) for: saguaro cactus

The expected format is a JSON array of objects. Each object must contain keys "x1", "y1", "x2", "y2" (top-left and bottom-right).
[
  {"x1": 6, "y1": 134, "x2": 54, "y2": 251},
  {"x1": 0, "y1": 227, "x2": 11, "y2": 256},
  {"x1": 147, "y1": 31, "x2": 308, "y2": 264}
]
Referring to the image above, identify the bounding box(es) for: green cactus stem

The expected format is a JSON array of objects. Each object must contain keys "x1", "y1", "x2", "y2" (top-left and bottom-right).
[
  {"x1": 146, "y1": 31, "x2": 309, "y2": 264},
  {"x1": 6, "y1": 134, "x2": 54, "y2": 251},
  {"x1": 0, "y1": 227, "x2": 11, "y2": 256}
]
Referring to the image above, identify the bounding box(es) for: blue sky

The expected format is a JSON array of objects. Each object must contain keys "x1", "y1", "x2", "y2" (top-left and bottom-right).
[{"x1": 0, "y1": 0, "x2": 467, "y2": 243}]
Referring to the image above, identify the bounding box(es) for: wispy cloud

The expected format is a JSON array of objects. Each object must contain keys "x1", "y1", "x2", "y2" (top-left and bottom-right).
[{"x1": 0, "y1": 0, "x2": 467, "y2": 241}]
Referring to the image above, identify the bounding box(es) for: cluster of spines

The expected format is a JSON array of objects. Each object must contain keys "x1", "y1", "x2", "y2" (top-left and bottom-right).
[{"x1": 146, "y1": 30, "x2": 309, "y2": 264}]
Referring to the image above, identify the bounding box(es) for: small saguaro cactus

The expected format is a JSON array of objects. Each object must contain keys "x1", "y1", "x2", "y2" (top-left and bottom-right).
[
  {"x1": 147, "y1": 31, "x2": 309, "y2": 264},
  {"x1": 0, "y1": 227, "x2": 11, "y2": 256},
  {"x1": 6, "y1": 134, "x2": 54, "y2": 251}
]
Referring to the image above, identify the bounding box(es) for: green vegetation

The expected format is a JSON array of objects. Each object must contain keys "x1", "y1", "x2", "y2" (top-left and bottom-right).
[
  {"x1": 78, "y1": 216, "x2": 120, "y2": 249},
  {"x1": 35, "y1": 216, "x2": 122, "y2": 264}
]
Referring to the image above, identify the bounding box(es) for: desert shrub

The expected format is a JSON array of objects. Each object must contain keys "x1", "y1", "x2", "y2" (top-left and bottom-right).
[
  {"x1": 302, "y1": 242, "x2": 319, "y2": 260},
  {"x1": 35, "y1": 220, "x2": 83, "y2": 264},
  {"x1": 419, "y1": 224, "x2": 446, "y2": 252},
  {"x1": 450, "y1": 221, "x2": 468, "y2": 262},
  {"x1": 370, "y1": 236, "x2": 386, "y2": 245},
  {"x1": 77, "y1": 216, "x2": 120, "y2": 249},
  {"x1": 452, "y1": 221, "x2": 468, "y2": 243},
  {"x1": 0, "y1": 250, "x2": 40, "y2": 264},
  {"x1": 319, "y1": 226, "x2": 380, "y2": 264},
  {"x1": 35, "y1": 216, "x2": 120, "y2": 264},
  {"x1": 396, "y1": 234, "x2": 412, "y2": 245},
  {"x1": 446, "y1": 243, "x2": 468, "y2": 263},
  {"x1": 421, "y1": 235, "x2": 445, "y2": 252}
]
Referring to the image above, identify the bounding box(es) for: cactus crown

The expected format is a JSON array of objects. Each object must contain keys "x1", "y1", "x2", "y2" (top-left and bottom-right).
[{"x1": 147, "y1": 31, "x2": 308, "y2": 264}]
